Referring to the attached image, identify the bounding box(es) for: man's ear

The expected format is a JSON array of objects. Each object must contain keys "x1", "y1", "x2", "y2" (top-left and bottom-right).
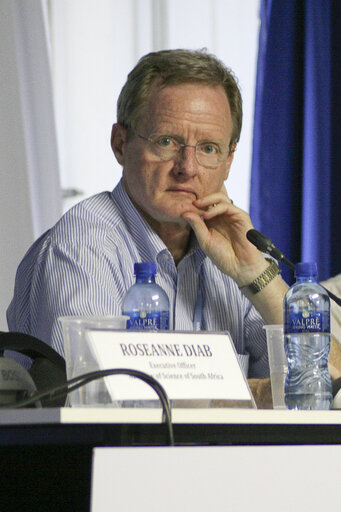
[{"x1": 111, "y1": 123, "x2": 127, "y2": 165}]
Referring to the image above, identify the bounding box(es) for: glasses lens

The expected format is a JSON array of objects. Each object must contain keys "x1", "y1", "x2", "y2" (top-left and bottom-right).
[
  {"x1": 196, "y1": 143, "x2": 222, "y2": 168},
  {"x1": 144, "y1": 135, "x2": 178, "y2": 161}
]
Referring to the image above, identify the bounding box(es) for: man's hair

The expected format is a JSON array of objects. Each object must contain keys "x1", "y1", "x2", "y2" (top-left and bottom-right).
[{"x1": 117, "y1": 49, "x2": 242, "y2": 152}]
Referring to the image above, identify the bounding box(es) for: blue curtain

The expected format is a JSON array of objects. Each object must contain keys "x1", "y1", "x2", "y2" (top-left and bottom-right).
[{"x1": 250, "y1": 0, "x2": 341, "y2": 284}]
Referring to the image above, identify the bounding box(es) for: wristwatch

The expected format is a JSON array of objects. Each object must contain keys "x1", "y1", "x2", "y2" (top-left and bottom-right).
[{"x1": 239, "y1": 259, "x2": 281, "y2": 294}]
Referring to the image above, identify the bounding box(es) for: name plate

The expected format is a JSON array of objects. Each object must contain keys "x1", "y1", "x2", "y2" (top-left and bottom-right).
[{"x1": 86, "y1": 331, "x2": 252, "y2": 404}]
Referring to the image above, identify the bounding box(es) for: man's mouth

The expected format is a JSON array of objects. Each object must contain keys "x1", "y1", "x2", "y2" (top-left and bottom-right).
[{"x1": 167, "y1": 187, "x2": 197, "y2": 199}]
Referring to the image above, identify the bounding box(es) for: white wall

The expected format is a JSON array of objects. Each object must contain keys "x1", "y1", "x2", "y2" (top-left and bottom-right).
[
  {"x1": 0, "y1": 2, "x2": 35, "y2": 330},
  {"x1": 0, "y1": 0, "x2": 61, "y2": 330}
]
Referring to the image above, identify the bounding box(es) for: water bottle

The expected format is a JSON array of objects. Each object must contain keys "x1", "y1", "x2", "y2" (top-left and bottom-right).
[
  {"x1": 122, "y1": 262, "x2": 170, "y2": 330},
  {"x1": 284, "y1": 262, "x2": 332, "y2": 410}
]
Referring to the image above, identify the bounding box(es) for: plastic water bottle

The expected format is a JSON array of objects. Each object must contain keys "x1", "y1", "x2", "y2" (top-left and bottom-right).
[
  {"x1": 284, "y1": 262, "x2": 332, "y2": 410},
  {"x1": 122, "y1": 262, "x2": 170, "y2": 330}
]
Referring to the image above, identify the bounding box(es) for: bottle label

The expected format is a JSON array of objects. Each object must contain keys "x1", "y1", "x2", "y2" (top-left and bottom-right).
[
  {"x1": 125, "y1": 310, "x2": 169, "y2": 330},
  {"x1": 285, "y1": 311, "x2": 330, "y2": 333}
]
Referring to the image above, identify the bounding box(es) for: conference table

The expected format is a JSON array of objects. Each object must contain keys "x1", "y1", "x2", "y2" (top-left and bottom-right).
[{"x1": 2, "y1": 407, "x2": 341, "y2": 510}]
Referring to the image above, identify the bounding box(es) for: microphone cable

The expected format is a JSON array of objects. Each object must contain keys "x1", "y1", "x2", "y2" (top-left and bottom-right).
[{"x1": 0, "y1": 368, "x2": 174, "y2": 446}]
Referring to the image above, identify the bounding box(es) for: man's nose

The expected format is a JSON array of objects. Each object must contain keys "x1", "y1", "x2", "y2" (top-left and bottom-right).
[{"x1": 174, "y1": 146, "x2": 199, "y2": 177}]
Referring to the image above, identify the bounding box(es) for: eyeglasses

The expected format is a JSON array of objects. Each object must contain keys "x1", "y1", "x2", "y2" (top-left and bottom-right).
[{"x1": 137, "y1": 133, "x2": 230, "y2": 169}]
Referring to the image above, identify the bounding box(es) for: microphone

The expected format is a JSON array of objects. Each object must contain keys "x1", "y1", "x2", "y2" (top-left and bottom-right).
[
  {"x1": 246, "y1": 229, "x2": 341, "y2": 307},
  {"x1": 246, "y1": 229, "x2": 295, "y2": 270}
]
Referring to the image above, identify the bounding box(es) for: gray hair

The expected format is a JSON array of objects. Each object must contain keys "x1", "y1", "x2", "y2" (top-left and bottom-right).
[{"x1": 117, "y1": 49, "x2": 242, "y2": 152}]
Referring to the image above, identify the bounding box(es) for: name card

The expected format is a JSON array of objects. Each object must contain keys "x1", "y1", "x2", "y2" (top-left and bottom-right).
[{"x1": 86, "y1": 331, "x2": 252, "y2": 403}]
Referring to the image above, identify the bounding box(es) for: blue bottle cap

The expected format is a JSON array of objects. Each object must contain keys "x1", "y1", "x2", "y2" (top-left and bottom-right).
[
  {"x1": 134, "y1": 261, "x2": 157, "y2": 275},
  {"x1": 295, "y1": 262, "x2": 318, "y2": 278}
]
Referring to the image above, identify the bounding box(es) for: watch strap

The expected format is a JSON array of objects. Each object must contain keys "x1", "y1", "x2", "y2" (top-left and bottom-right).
[{"x1": 239, "y1": 259, "x2": 281, "y2": 294}]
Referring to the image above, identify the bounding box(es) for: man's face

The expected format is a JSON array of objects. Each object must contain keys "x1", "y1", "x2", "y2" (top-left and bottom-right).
[{"x1": 112, "y1": 82, "x2": 234, "y2": 229}]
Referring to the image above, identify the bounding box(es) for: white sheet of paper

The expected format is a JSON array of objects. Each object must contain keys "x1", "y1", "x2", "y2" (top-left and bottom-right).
[{"x1": 85, "y1": 331, "x2": 251, "y2": 402}]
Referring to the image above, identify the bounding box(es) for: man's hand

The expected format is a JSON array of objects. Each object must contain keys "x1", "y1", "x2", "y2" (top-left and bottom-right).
[
  {"x1": 182, "y1": 187, "x2": 288, "y2": 325},
  {"x1": 181, "y1": 187, "x2": 267, "y2": 286}
]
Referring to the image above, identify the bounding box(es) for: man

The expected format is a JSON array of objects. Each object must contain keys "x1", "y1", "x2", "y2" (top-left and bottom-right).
[{"x1": 8, "y1": 49, "x2": 288, "y2": 406}]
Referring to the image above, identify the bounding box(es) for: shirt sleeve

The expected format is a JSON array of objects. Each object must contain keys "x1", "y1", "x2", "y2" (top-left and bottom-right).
[{"x1": 7, "y1": 234, "x2": 125, "y2": 358}]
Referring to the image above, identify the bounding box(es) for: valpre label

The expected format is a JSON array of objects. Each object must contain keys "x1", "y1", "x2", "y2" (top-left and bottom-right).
[
  {"x1": 285, "y1": 311, "x2": 330, "y2": 333},
  {"x1": 126, "y1": 310, "x2": 169, "y2": 330}
]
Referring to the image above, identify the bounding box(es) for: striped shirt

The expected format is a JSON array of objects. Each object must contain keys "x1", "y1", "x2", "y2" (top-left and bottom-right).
[{"x1": 7, "y1": 179, "x2": 269, "y2": 378}]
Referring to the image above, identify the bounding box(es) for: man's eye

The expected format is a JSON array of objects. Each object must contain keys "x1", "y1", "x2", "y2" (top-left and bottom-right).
[
  {"x1": 156, "y1": 136, "x2": 174, "y2": 147},
  {"x1": 200, "y1": 143, "x2": 219, "y2": 155}
]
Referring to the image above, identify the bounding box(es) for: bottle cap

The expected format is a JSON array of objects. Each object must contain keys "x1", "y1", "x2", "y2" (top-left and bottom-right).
[
  {"x1": 134, "y1": 261, "x2": 157, "y2": 275},
  {"x1": 295, "y1": 262, "x2": 318, "y2": 278}
]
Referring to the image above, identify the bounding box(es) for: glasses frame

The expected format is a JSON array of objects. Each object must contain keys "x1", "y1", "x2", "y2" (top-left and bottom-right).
[{"x1": 136, "y1": 133, "x2": 231, "y2": 169}]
